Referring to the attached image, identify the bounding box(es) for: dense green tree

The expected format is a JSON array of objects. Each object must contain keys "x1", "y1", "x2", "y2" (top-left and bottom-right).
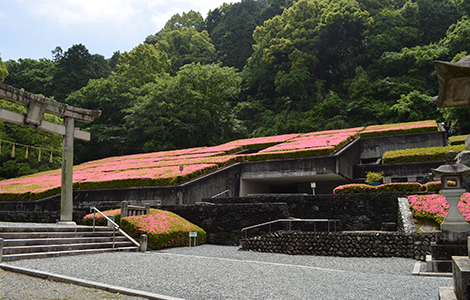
[
  {"x1": 125, "y1": 63, "x2": 242, "y2": 152},
  {"x1": 0, "y1": 57, "x2": 8, "y2": 82},
  {"x1": 210, "y1": 0, "x2": 267, "y2": 70},
  {"x1": 155, "y1": 27, "x2": 216, "y2": 75},
  {"x1": 52, "y1": 44, "x2": 111, "y2": 101},
  {"x1": 261, "y1": 0, "x2": 295, "y2": 20},
  {"x1": 4, "y1": 58, "x2": 54, "y2": 96},
  {"x1": 145, "y1": 10, "x2": 205, "y2": 44},
  {"x1": 246, "y1": 0, "x2": 372, "y2": 100},
  {"x1": 116, "y1": 43, "x2": 170, "y2": 87},
  {"x1": 66, "y1": 74, "x2": 134, "y2": 162}
]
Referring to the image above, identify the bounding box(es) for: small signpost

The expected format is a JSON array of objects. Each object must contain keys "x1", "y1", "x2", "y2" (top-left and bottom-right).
[{"x1": 189, "y1": 232, "x2": 197, "y2": 247}]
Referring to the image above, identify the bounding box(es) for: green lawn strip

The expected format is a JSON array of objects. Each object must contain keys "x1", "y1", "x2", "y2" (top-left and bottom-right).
[
  {"x1": 449, "y1": 134, "x2": 468, "y2": 145},
  {"x1": 382, "y1": 145, "x2": 466, "y2": 164},
  {"x1": 358, "y1": 120, "x2": 438, "y2": 138}
]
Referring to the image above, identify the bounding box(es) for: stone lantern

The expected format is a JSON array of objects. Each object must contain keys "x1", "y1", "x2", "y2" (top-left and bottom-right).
[{"x1": 432, "y1": 150, "x2": 470, "y2": 232}]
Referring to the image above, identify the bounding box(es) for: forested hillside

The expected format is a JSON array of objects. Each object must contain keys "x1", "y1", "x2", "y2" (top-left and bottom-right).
[{"x1": 0, "y1": 0, "x2": 469, "y2": 179}]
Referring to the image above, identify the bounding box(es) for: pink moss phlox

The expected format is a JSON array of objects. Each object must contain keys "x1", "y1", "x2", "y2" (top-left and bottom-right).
[
  {"x1": 408, "y1": 193, "x2": 470, "y2": 223},
  {"x1": 119, "y1": 209, "x2": 206, "y2": 248},
  {"x1": 333, "y1": 184, "x2": 377, "y2": 194},
  {"x1": 82, "y1": 208, "x2": 121, "y2": 226}
]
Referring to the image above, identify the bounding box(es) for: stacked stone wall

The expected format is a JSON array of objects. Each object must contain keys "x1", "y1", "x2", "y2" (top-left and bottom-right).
[{"x1": 240, "y1": 231, "x2": 434, "y2": 261}]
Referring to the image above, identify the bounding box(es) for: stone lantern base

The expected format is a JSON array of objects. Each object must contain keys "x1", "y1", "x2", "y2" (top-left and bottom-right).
[{"x1": 428, "y1": 231, "x2": 470, "y2": 273}]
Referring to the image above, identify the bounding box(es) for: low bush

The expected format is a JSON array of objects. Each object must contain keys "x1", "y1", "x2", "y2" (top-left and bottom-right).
[
  {"x1": 82, "y1": 209, "x2": 121, "y2": 226},
  {"x1": 424, "y1": 180, "x2": 457, "y2": 193},
  {"x1": 408, "y1": 193, "x2": 470, "y2": 224},
  {"x1": 83, "y1": 208, "x2": 206, "y2": 249},
  {"x1": 120, "y1": 209, "x2": 206, "y2": 249},
  {"x1": 334, "y1": 182, "x2": 428, "y2": 194},
  {"x1": 333, "y1": 184, "x2": 377, "y2": 194},
  {"x1": 376, "y1": 182, "x2": 424, "y2": 193}
]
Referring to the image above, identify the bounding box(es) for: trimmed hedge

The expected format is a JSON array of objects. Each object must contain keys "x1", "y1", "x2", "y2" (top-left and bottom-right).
[
  {"x1": 333, "y1": 184, "x2": 378, "y2": 194},
  {"x1": 382, "y1": 145, "x2": 466, "y2": 164},
  {"x1": 334, "y1": 181, "x2": 457, "y2": 194}
]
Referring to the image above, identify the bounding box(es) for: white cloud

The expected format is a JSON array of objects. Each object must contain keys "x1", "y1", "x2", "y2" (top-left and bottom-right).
[
  {"x1": 3, "y1": 0, "x2": 237, "y2": 60},
  {"x1": 27, "y1": 0, "x2": 139, "y2": 29}
]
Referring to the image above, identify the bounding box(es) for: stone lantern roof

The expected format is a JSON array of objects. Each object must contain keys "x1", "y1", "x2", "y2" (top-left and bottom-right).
[{"x1": 431, "y1": 151, "x2": 470, "y2": 178}]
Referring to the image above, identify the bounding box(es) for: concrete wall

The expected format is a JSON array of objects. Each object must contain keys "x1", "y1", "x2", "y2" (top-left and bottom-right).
[
  {"x1": 353, "y1": 161, "x2": 443, "y2": 181},
  {"x1": 359, "y1": 131, "x2": 447, "y2": 160}
]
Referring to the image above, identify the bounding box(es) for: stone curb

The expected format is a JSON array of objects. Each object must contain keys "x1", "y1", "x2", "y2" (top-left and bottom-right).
[
  {"x1": 0, "y1": 263, "x2": 185, "y2": 300},
  {"x1": 411, "y1": 261, "x2": 453, "y2": 278}
]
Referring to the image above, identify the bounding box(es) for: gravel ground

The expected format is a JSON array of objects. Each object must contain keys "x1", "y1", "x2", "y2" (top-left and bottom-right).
[
  {"x1": 0, "y1": 267, "x2": 146, "y2": 300},
  {"x1": 3, "y1": 245, "x2": 453, "y2": 300}
]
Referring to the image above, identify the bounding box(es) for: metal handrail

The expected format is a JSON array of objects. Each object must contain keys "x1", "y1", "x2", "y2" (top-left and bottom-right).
[
  {"x1": 211, "y1": 189, "x2": 231, "y2": 198},
  {"x1": 241, "y1": 218, "x2": 342, "y2": 239},
  {"x1": 90, "y1": 207, "x2": 140, "y2": 248}
]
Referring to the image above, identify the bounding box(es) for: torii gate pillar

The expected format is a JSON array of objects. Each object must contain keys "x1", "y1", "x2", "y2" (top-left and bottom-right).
[
  {"x1": 0, "y1": 83, "x2": 101, "y2": 225},
  {"x1": 58, "y1": 117, "x2": 75, "y2": 225}
]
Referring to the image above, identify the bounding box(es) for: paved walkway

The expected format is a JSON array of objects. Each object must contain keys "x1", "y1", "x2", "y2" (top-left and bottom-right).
[{"x1": 1, "y1": 244, "x2": 453, "y2": 300}]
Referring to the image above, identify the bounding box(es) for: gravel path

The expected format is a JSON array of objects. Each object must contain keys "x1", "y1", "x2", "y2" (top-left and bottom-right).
[{"x1": 3, "y1": 245, "x2": 453, "y2": 300}]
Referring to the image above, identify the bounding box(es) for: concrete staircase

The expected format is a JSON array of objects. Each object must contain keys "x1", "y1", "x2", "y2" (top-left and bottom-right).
[{"x1": 0, "y1": 225, "x2": 139, "y2": 262}]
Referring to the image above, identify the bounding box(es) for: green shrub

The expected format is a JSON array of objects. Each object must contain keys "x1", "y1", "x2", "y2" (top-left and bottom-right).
[
  {"x1": 382, "y1": 145, "x2": 466, "y2": 164},
  {"x1": 365, "y1": 171, "x2": 384, "y2": 184},
  {"x1": 334, "y1": 182, "x2": 424, "y2": 194},
  {"x1": 333, "y1": 184, "x2": 377, "y2": 194},
  {"x1": 376, "y1": 182, "x2": 423, "y2": 193},
  {"x1": 424, "y1": 180, "x2": 457, "y2": 193}
]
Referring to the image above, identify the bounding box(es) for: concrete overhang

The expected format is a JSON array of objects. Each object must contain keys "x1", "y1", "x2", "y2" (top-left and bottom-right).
[{"x1": 240, "y1": 171, "x2": 347, "y2": 184}]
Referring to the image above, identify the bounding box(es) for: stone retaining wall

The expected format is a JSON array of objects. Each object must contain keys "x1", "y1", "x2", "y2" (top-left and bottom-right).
[
  {"x1": 164, "y1": 202, "x2": 290, "y2": 245},
  {"x1": 240, "y1": 231, "x2": 435, "y2": 261}
]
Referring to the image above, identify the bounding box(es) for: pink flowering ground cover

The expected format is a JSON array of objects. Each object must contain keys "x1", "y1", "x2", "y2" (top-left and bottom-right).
[
  {"x1": 0, "y1": 120, "x2": 442, "y2": 201},
  {"x1": 408, "y1": 193, "x2": 470, "y2": 223},
  {"x1": 359, "y1": 120, "x2": 438, "y2": 138},
  {"x1": 82, "y1": 208, "x2": 206, "y2": 248},
  {"x1": 333, "y1": 182, "x2": 425, "y2": 194},
  {"x1": 449, "y1": 134, "x2": 468, "y2": 145},
  {"x1": 120, "y1": 209, "x2": 206, "y2": 248},
  {"x1": 82, "y1": 209, "x2": 121, "y2": 226}
]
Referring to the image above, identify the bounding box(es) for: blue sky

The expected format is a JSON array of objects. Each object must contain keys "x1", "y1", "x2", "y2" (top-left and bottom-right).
[{"x1": 1, "y1": 0, "x2": 233, "y2": 61}]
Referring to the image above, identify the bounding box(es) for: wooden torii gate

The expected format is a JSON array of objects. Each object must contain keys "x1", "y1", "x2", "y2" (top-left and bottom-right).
[{"x1": 0, "y1": 82, "x2": 101, "y2": 225}]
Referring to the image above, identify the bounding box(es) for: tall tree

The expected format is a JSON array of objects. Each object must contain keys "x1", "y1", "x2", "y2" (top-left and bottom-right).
[
  {"x1": 155, "y1": 27, "x2": 216, "y2": 75},
  {"x1": 210, "y1": 0, "x2": 267, "y2": 70},
  {"x1": 115, "y1": 43, "x2": 170, "y2": 87},
  {"x1": 51, "y1": 44, "x2": 111, "y2": 101},
  {"x1": 66, "y1": 74, "x2": 134, "y2": 162},
  {"x1": 4, "y1": 58, "x2": 55, "y2": 97},
  {"x1": 125, "y1": 63, "x2": 242, "y2": 152},
  {"x1": 0, "y1": 57, "x2": 8, "y2": 82},
  {"x1": 145, "y1": 10, "x2": 205, "y2": 44}
]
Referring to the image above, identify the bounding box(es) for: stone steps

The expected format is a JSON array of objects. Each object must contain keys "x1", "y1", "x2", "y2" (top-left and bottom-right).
[{"x1": 0, "y1": 225, "x2": 139, "y2": 262}]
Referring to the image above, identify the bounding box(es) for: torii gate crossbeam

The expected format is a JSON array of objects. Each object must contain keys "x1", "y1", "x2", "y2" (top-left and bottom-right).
[{"x1": 0, "y1": 82, "x2": 101, "y2": 225}]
